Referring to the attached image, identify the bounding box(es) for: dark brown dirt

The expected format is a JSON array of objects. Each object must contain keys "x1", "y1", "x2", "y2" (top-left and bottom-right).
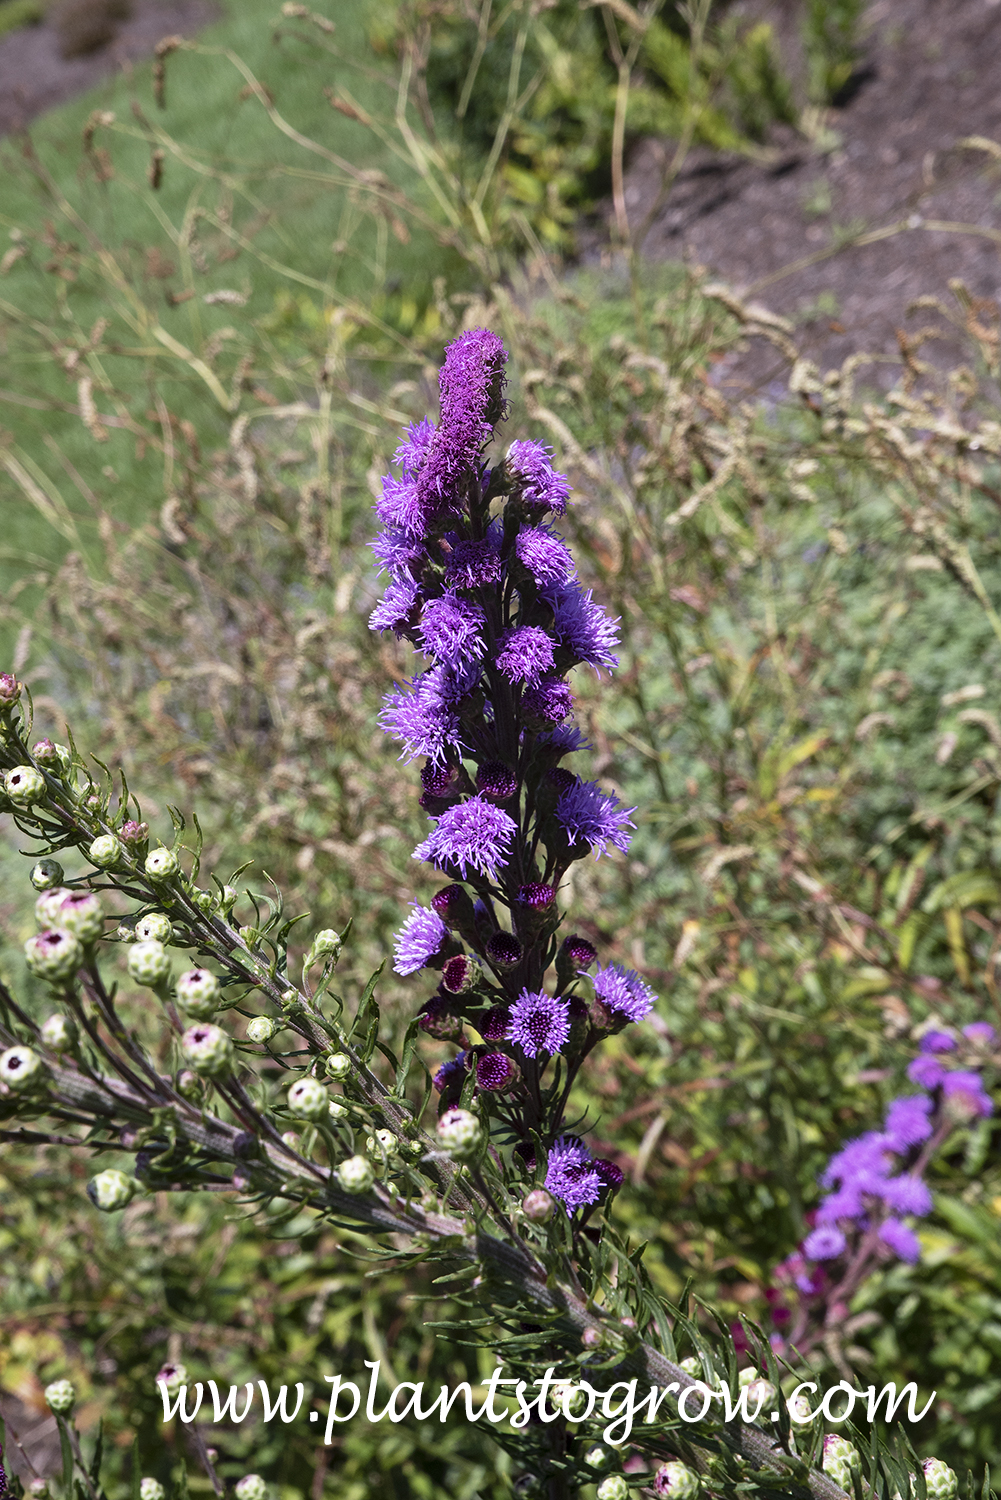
[
  {"x1": 0, "y1": 0, "x2": 219, "y2": 137},
  {"x1": 586, "y1": 0, "x2": 1001, "y2": 390}
]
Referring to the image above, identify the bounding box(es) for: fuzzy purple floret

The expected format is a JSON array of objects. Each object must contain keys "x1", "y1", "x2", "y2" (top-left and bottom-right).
[
  {"x1": 548, "y1": 583, "x2": 620, "y2": 671},
  {"x1": 523, "y1": 676, "x2": 574, "y2": 724},
  {"x1": 907, "y1": 1054, "x2": 947, "y2": 1089},
  {"x1": 507, "y1": 440, "x2": 572, "y2": 516},
  {"x1": 413, "y1": 794, "x2": 518, "y2": 882},
  {"x1": 592, "y1": 961, "x2": 656, "y2": 1022},
  {"x1": 802, "y1": 1225, "x2": 846, "y2": 1260},
  {"x1": 370, "y1": 576, "x2": 421, "y2": 636},
  {"x1": 964, "y1": 1021, "x2": 996, "y2": 1045},
  {"x1": 544, "y1": 1136, "x2": 603, "y2": 1215},
  {"x1": 537, "y1": 725, "x2": 590, "y2": 757},
  {"x1": 392, "y1": 904, "x2": 448, "y2": 975},
  {"x1": 514, "y1": 524, "x2": 576, "y2": 587},
  {"x1": 942, "y1": 1070, "x2": 994, "y2": 1116},
  {"x1": 444, "y1": 532, "x2": 504, "y2": 591},
  {"x1": 394, "y1": 417, "x2": 435, "y2": 474},
  {"x1": 495, "y1": 626, "x2": 556, "y2": 686},
  {"x1": 879, "y1": 1175, "x2": 933, "y2": 1215},
  {"x1": 419, "y1": 594, "x2": 487, "y2": 665},
  {"x1": 370, "y1": 525, "x2": 426, "y2": 579},
  {"x1": 883, "y1": 1094, "x2": 933, "y2": 1150},
  {"x1": 556, "y1": 779, "x2": 635, "y2": 858},
  {"x1": 507, "y1": 988, "x2": 571, "y2": 1059},
  {"x1": 879, "y1": 1218, "x2": 921, "y2": 1263},
  {"x1": 380, "y1": 668, "x2": 469, "y2": 766},
  {"x1": 919, "y1": 1030, "x2": 956, "y2": 1054}
]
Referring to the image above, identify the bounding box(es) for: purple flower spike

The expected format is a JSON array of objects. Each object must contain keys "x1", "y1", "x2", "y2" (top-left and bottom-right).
[
  {"x1": 592, "y1": 961, "x2": 656, "y2": 1022},
  {"x1": 523, "y1": 675, "x2": 574, "y2": 725},
  {"x1": 883, "y1": 1094, "x2": 933, "y2": 1150},
  {"x1": 507, "y1": 440, "x2": 572, "y2": 516},
  {"x1": 907, "y1": 1054, "x2": 947, "y2": 1089},
  {"x1": 514, "y1": 524, "x2": 576, "y2": 587},
  {"x1": 943, "y1": 1070, "x2": 994, "y2": 1118},
  {"x1": 507, "y1": 988, "x2": 571, "y2": 1058},
  {"x1": 413, "y1": 795, "x2": 518, "y2": 882},
  {"x1": 392, "y1": 904, "x2": 448, "y2": 976},
  {"x1": 419, "y1": 594, "x2": 487, "y2": 665},
  {"x1": 919, "y1": 1030, "x2": 956, "y2": 1054},
  {"x1": 879, "y1": 1218, "x2": 921, "y2": 1263},
  {"x1": 496, "y1": 626, "x2": 556, "y2": 686},
  {"x1": 544, "y1": 1136, "x2": 603, "y2": 1216},
  {"x1": 476, "y1": 1052, "x2": 518, "y2": 1092},
  {"x1": 416, "y1": 329, "x2": 508, "y2": 521},
  {"x1": 556, "y1": 779, "x2": 635, "y2": 858},
  {"x1": 802, "y1": 1226, "x2": 847, "y2": 1261}
]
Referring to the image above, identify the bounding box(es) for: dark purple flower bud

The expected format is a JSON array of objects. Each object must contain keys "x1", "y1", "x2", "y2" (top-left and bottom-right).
[
  {"x1": 119, "y1": 819, "x2": 149, "y2": 849},
  {"x1": 479, "y1": 1004, "x2": 510, "y2": 1041},
  {"x1": 476, "y1": 1052, "x2": 518, "y2": 1092},
  {"x1": 593, "y1": 1158, "x2": 624, "y2": 1190},
  {"x1": 233, "y1": 1130, "x2": 260, "y2": 1160},
  {"x1": 476, "y1": 761, "x2": 518, "y2": 802},
  {"x1": 422, "y1": 761, "x2": 464, "y2": 799},
  {"x1": 486, "y1": 931, "x2": 523, "y2": 971},
  {"x1": 514, "y1": 1140, "x2": 537, "y2": 1173},
  {"x1": 561, "y1": 934, "x2": 597, "y2": 972},
  {"x1": 442, "y1": 953, "x2": 481, "y2": 994},
  {"x1": 516, "y1": 883, "x2": 556, "y2": 911},
  {"x1": 417, "y1": 994, "x2": 465, "y2": 1042},
  {"x1": 523, "y1": 676, "x2": 574, "y2": 726},
  {"x1": 0, "y1": 672, "x2": 21, "y2": 705},
  {"x1": 433, "y1": 1050, "x2": 469, "y2": 1094},
  {"x1": 547, "y1": 767, "x2": 577, "y2": 796},
  {"x1": 431, "y1": 883, "x2": 476, "y2": 929}
]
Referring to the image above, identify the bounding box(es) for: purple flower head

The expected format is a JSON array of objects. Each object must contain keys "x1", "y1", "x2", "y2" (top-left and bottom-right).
[
  {"x1": 517, "y1": 882, "x2": 556, "y2": 911},
  {"x1": 561, "y1": 934, "x2": 597, "y2": 972},
  {"x1": 556, "y1": 779, "x2": 635, "y2": 858},
  {"x1": 370, "y1": 525, "x2": 426, "y2": 579},
  {"x1": 413, "y1": 795, "x2": 518, "y2": 882},
  {"x1": 392, "y1": 904, "x2": 448, "y2": 976},
  {"x1": 507, "y1": 441, "x2": 572, "y2": 516},
  {"x1": 394, "y1": 417, "x2": 435, "y2": 475},
  {"x1": 919, "y1": 1030, "x2": 956, "y2": 1054},
  {"x1": 416, "y1": 330, "x2": 507, "y2": 522},
  {"x1": 964, "y1": 1022, "x2": 997, "y2": 1046},
  {"x1": 479, "y1": 1004, "x2": 511, "y2": 1041},
  {"x1": 544, "y1": 1136, "x2": 603, "y2": 1216},
  {"x1": 475, "y1": 761, "x2": 518, "y2": 802},
  {"x1": 418, "y1": 594, "x2": 486, "y2": 665},
  {"x1": 514, "y1": 524, "x2": 576, "y2": 587},
  {"x1": 476, "y1": 1052, "x2": 518, "y2": 1092},
  {"x1": 593, "y1": 1158, "x2": 624, "y2": 1189},
  {"x1": 536, "y1": 725, "x2": 590, "y2": 759},
  {"x1": 433, "y1": 1050, "x2": 468, "y2": 1094},
  {"x1": 883, "y1": 1094, "x2": 934, "y2": 1151},
  {"x1": 523, "y1": 675, "x2": 574, "y2": 725},
  {"x1": 821, "y1": 1132, "x2": 891, "y2": 1189},
  {"x1": 802, "y1": 1225, "x2": 846, "y2": 1261},
  {"x1": 376, "y1": 473, "x2": 428, "y2": 537},
  {"x1": 879, "y1": 1218, "x2": 921, "y2": 1263},
  {"x1": 486, "y1": 931, "x2": 522, "y2": 970},
  {"x1": 908, "y1": 1054, "x2": 947, "y2": 1089},
  {"x1": 592, "y1": 961, "x2": 657, "y2": 1023},
  {"x1": 370, "y1": 576, "x2": 421, "y2": 637},
  {"x1": 548, "y1": 583, "x2": 620, "y2": 672},
  {"x1": 815, "y1": 1184, "x2": 866, "y2": 1224},
  {"x1": 444, "y1": 532, "x2": 504, "y2": 591},
  {"x1": 943, "y1": 1070, "x2": 994, "y2": 1118},
  {"x1": 380, "y1": 667, "x2": 473, "y2": 766},
  {"x1": 878, "y1": 1175, "x2": 933, "y2": 1217},
  {"x1": 495, "y1": 626, "x2": 556, "y2": 686},
  {"x1": 507, "y1": 988, "x2": 571, "y2": 1058}
]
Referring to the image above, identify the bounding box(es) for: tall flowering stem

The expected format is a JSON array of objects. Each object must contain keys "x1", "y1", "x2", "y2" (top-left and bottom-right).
[{"x1": 373, "y1": 329, "x2": 649, "y2": 1184}]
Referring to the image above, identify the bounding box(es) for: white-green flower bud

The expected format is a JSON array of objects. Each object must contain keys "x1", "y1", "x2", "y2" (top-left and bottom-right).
[
  {"x1": 30, "y1": 858, "x2": 64, "y2": 891},
  {"x1": 287, "y1": 1076, "x2": 328, "y2": 1121},
  {"x1": 336, "y1": 1155, "x2": 375, "y2": 1194},
  {"x1": 823, "y1": 1437, "x2": 861, "y2": 1492},
  {"x1": 175, "y1": 1070, "x2": 204, "y2": 1102},
  {"x1": 922, "y1": 1460, "x2": 958, "y2": 1500},
  {"x1": 247, "y1": 1016, "x2": 277, "y2": 1043},
  {"x1": 128, "y1": 940, "x2": 171, "y2": 988},
  {"x1": 583, "y1": 1447, "x2": 613, "y2": 1472},
  {"x1": 654, "y1": 1462, "x2": 701, "y2": 1500},
  {"x1": 48, "y1": 890, "x2": 104, "y2": 944},
  {"x1": 787, "y1": 1389, "x2": 817, "y2": 1426},
  {"x1": 25, "y1": 929, "x2": 83, "y2": 982},
  {"x1": 135, "y1": 912, "x2": 173, "y2": 944},
  {"x1": 35, "y1": 887, "x2": 71, "y2": 927},
  {"x1": 189, "y1": 888, "x2": 216, "y2": 913},
  {"x1": 324, "y1": 1052, "x2": 351, "y2": 1080},
  {"x1": 522, "y1": 1189, "x2": 554, "y2": 1222},
  {"x1": 306, "y1": 928, "x2": 342, "y2": 967},
  {"x1": 139, "y1": 1481, "x2": 165, "y2": 1500},
  {"x1": 0, "y1": 1045, "x2": 44, "y2": 1093},
  {"x1": 29, "y1": 1479, "x2": 48, "y2": 1497},
  {"x1": 155, "y1": 1362, "x2": 187, "y2": 1395},
  {"x1": 88, "y1": 834, "x2": 122, "y2": 869},
  {"x1": 738, "y1": 1366, "x2": 758, "y2": 1388},
  {"x1": 327, "y1": 1099, "x2": 348, "y2": 1123},
  {"x1": 597, "y1": 1479, "x2": 629, "y2": 1500},
  {"x1": 746, "y1": 1377, "x2": 778, "y2": 1422},
  {"x1": 181, "y1": 1022, "x2": 232, "y2": 1076},
  {"x1": 238, "y1": 925, "x2": 259, "y2": 949},
  {"x1": 6, "y1": 765, "x2": 46, "y2": 805},
  {"x1": 235, "y1": 1478, "x2": 267, "y2": 1500},
  {"x1": 281, "y1": 1131, "x2": 301, "y2": 1151},
  {"x1": 44, "y1": 1379, "x2": 75, "y2": 1414},
  {"x1": 32, "y1": 740, "x2": 72, "y2": 775},
  {"x1": 436, "y1": 1107, "x2": 482, "y2": 1161},
  {"x1": 366, "y1": 1128, "x2": 399, "y2": 1158},
  {"x1": 145, "y1": 847, "x2": 180, "y2": 881},
  {"x1": 87, "y1": 1168, "x2": 135, "y2": 1211},
  {"x1": 176, "y1": 968, "x2": 220, "y2": 1018},
  {"x1": 550, "y1": 1382, "x2": 588, "y2": 1420},
  {"x1": 41, "y1": 1013, "x2": 76, "y2": 1052},
  {"x1": 679, "y1": 1356, "x2": 701, "y2": 1379}
]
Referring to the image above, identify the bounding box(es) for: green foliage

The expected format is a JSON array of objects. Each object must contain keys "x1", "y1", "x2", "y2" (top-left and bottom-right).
[
  {"x1": 802, "y1": 0, "x2": 867, "y2": 105},
  {"x1": 0, "y1": 0, "x2": 45, "y2": 38}
]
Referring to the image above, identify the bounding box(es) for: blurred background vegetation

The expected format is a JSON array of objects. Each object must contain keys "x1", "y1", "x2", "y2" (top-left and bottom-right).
[{"x1": 1, "y1": 0, "x2": 1000, "y2": 1496}]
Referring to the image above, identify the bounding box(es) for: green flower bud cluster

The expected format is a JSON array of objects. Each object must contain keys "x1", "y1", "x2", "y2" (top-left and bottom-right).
[
  {"x1": 128, "y1": 941, "x2": 171, "y2": 989},
  {"x1": 305, "y1": 928, "x2": 343, "y2": 968},
  {"x1": 246, "y1": 1016, "x2": 277, "y2": 1043},
  {"x1": 139, "y1": 1480, "x2": 165, "y2": 1500},
  {"x1": 597, "y1": 1479, "x2": 629, "y2": 1500},
  {"x1": 30, "y1": 858, "x2": 65, "y2": 890},
  {"x1": 235, "y1": 1478, "x2": 267, "y2": 1500},
  {"x1": 176, "y1": 968, "x2": 220, "y2": 1019},
  {"x1": 145, "y1": 847, "x2": 180, "y2": 881},
  {"x1": 287, "y1": 1076, "x2": 328, "y2": 1121},
  {"x1": 5, "y1": 765, "x2": 47, "y2": 806},
  {"x1": 823, "y1": 1437, "x2": 861, "y2": 1492},
  {"x1": 336, "y1": 1155, "x2": 375, "y2": 1194},
  {"x1": 654, "y1": 1461, "x2": 701, "y2": 1500},
  {"x1": 44, "y1": 1379, "x2": 76, "y2": 1414},
  {"x1": 181, "y1": 1023, "x2": 232, "y2": 1076},
  {"x1": 87, "y1": 1168, "x2": 136, "y2": 1212},
  {"x1": 25, "y1": 929, "x2": 83, "y2": 982},
  {"x1": 135, "y1": 912, "x2": 173, "y2": 943},
  {"x1": 436, "y1": 1107, "x2": 483, "y2": 1161},
  {"x1": 41, "y1": 1013, "x2": 76, "y2": 1052},
  {"x1": 88, "y1": 833, "x2": 122, "y2": 869}
]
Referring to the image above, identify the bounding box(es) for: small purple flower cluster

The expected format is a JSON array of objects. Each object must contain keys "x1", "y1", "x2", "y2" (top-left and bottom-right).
[
  {"x1": 544, "y1": 1137, "x2": 624, "y2": 1217},
  {"x1": 371, "y1": 330, "x2": 657, "y2": 1215}
]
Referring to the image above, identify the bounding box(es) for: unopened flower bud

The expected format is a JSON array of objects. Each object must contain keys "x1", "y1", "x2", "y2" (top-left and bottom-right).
[
  {"x1": 581, "y1": 1326, "x2": 603, "y2": 1349},
  {"x1": 336, "y1": 1155, "x2": 375, "y2": 1194},
  {"x1": 87, "y1": 1168, "x2": 135, "y2": 1211},
  {"x1": 189, "y1": 888, "x2": 216, "y2": 913},
  {"x1": 559, "y1": 933, "x2": 597, "y2": 973},
  {"x1": 328, "y1": 1099, "x2": 348, "y2": 1122},
  {"x1": 155, "y1": 1362, "x2": 187, "y2": 1395},
  {"x1": 49, "y1": 890, "x2": 104, "y2": 944},
  {"x1": 442, "y1": 953, "x2": 481, "y2": 994},
  {"x1": 522, "y1": 1189, "x2": 554, "y2": 1222},
  {"x1": 246, "y1": 1017, "x2": 276, "y2": 1043},
  {"x1": 135, "y1": 912, "x2": 172, "y2": 943},
  {"x1": 0, "y1": 1045, "x2": 44, "y2": 1093},
  {"x1": 306, "y1": 928, "x2": 342, "y2": 967},
  {"x1": 128, "y1": 940, "x2": 171, "y2": 988},
  {"x1": 287, "y1": 1076, "x2": 328, "y2": 1120},
  {"x1": 6, "y1": 765, "x2": 46, "y2": 805},
  {"x1": 324, "y1": 1052, "x2": 351, "y2": 1080},
  {"x1": 436, "y1": 1107, "x2": 483, "y2": 1161},
  {"x1": 175, "y1": 1069, "x2": 204, "y2": 1102},
  {"x1": 44, "y1": 1379, "x2": 75, "y2": 1414},
  {"x1": 145, "y1": 847, "x2": 180, "y2": 881},
  {"x1": 238, "y1": 925, "x2": 260, "y2": 949},
  {"x1": 485, "y1": 931, "x2": 522, "y2": 971},
  {"x1": 745, "y1": 1377, "x2": 777, "y2": 1422},
  {"x1": 475, "y1": 1052, "x2": 517, "y2": 1092},
  {"x1": 654, "y1": 1462, "x2": 701, "y2": 1500},
  {"x1": 516, "y1": 882, "x2": 555, "y2": 912},
  {"x1": 596, "y1": 1479, "x2": 629, "y2": 1500},
  {"x1": 583, "y1": 1447, "x2": 613, "y2": 1472},
  {"x1": 822, "y1": 1437, "x2": 861, "y2": 1491},
  {"x1": 140, "y1": 1480, "x2": 165, "y2": 1500},
  {"x1": 366, "y1": 1128, "x2": 399, "y2": 1158},
  {"x1": 431, "y1": 883, "x2": 476, "y2": 930},
  {"x1": 88, "y1": 833, "x2": 122, "y2": 869},
  {"x1": 25, "y1": 929, "x2": 83, "y2": 982},
  {"x1": 41, "y1": 1013, "x2": 76, "y2": 1052},
  {"x1": 29, "y1": 1479, "x2": 48, "y2": 1497},
  {"x1": 175, "y1": 968, "x2": 220, "y2": 1018},
  {"x1": 119, "y1": 820, "x2": 149, "y2": 852},
  {"x1": 30, "y1": 858, "x2": 64, "y2": 891},
  {"x1": 0, "y1": 672, "x2": 21, "y2": 705},
  {"x1": 281, "y1": 1131, "x2": 301, "y2": 1151},
  {"x1": 181, "y1": 1022, "x2": 232, "y2": 1076},
  {"x1": 235, "y1": 1478, "x2": 267, "y2": 1500},
  {"x1": 35, "y1": 887, "x2": 70, "y2": 927},
  {"x1": 922, "y1": 1460, "x2": 958, "y2": 1500},
  {"x1": 475, "y1": 761, "x2": 518, "y2": 802}
]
